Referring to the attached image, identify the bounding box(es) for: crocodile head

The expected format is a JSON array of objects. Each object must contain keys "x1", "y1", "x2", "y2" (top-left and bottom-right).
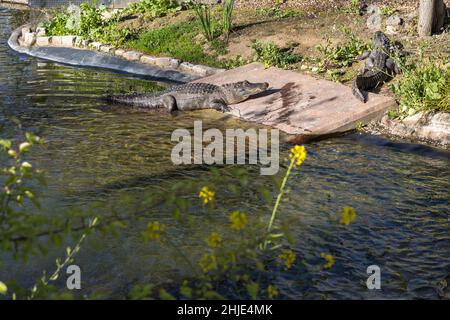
[
  {"x1": 372, "y1": 31, "x2": 391, "y2": 51},
  {"x1": 221, "y1": 80, "x2": 269, "y2": 104}
]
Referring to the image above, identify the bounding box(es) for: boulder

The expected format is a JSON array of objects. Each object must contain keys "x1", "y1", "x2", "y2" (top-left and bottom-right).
[
  {"x1": 99, "y1": 45, "x2": 115, "y2": 54},
  {"x1": 22, "y1": 32, "x2": 36, "y2": 47},
  {"x1": 61, "y1": 36, "x2": 77, "y2": 47},
  {"x1": 35, "y1": 36, "x2": 52, "y2": 46},
  {"x1": 122, "y1": 50, "x2": 143, "y2": 61},
  {"x1": 367, "y1": 13, "x2": 382, "y2": 30},
  {"x1": 114, "y1": 48, "x2": 126, "y2": 57}
]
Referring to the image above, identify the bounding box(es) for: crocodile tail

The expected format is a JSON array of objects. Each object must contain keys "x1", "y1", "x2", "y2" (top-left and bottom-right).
[
  {"x1": 104, "y1": 92, "x2": 161, "y2": 108},
  {"x1": 352, "y1": 78, "x2": 366, "y2": 103}
]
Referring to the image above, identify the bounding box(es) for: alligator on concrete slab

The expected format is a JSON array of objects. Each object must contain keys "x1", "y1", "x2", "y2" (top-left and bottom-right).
[
  {"x1": 105, "y1": 81, "x2": 269, "y2": 113},
  {"x1": 352, "y1": 31, "x2": 404, "y2": 103}
]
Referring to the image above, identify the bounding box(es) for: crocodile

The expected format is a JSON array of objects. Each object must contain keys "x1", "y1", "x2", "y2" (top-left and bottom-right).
[
  {"x1": 105, "y1": 81, "x2": 269, "y2": 113},
  {"x1": 352, "y1": 31, "x2": 402, "y2": 103}
]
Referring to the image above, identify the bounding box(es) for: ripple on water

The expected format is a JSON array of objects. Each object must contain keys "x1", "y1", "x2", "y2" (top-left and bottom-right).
[{"x1": 0, "y1": 6, "x2": 449, "y2": 299}]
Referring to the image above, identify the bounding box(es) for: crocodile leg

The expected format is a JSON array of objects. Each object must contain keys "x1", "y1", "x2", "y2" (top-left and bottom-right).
[
  {"x1": 210, "y1": 99, "x2": 230, "y2": 113},
  {"x1": 162, "y1": 95, "x2": 178, "y2": 113},
  {"x1": 358, "y1": 50, "x2": 371, "y2": 61},
  {"x1": 352, "y1": 79, "x2": 367, "y2": 103},
  {"x1": 386, "y1": 58, "x2": 400, "y2": 74}
]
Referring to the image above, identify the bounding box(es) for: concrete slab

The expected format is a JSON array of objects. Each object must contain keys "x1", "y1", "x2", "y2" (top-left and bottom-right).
[{"x1": 197, "y1": 63, "x2": 395, "y2": 141}]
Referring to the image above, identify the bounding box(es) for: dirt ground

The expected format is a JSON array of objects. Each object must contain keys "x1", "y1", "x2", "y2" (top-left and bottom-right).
[{"x1": 117, "y1": 0, "x2": 449, "y2": 91}]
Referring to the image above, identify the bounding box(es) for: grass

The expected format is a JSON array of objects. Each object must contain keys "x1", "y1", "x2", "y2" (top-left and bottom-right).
[
  {"x1": 124, "y1": 20, "x2": 224, "y2": 67},
  {"x1": 252, "y1": 41, "x2": 302, "y2": 69},
  {"x1": 391, "y1": 56, "x2": 449, "y2": 118}
]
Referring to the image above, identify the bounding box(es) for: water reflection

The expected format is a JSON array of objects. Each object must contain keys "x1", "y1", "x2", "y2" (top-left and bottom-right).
[{"x1": 0, "y1": 6, "x2": 449, "y2": 300}]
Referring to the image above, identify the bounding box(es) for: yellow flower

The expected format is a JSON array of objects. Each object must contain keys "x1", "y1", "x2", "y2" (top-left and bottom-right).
[
  {"x1": 340, "y1": 207, "x2": 356, "y2": 225},
  {"x1": 279, "y1": 249, "x2": 296, "y2": 270},
  {"x1": 143, "y1": 221, "x2": 166, "y2": 241},
  {"x1": 321, "y1": 253, "x2": 335, "y2": 269},
  {"x1": 199, "y1": 186, "x2": 215, "y2": 205},
  {"x1": 289, "y1": 145, "x2": 307, "y2": 166},
  {"x1": 207, "y1": 232, "x2": 222, "y2": 248},
  {"x1": 199, "y1": 254, "x2": 217, "y2": 273},
  {"x1": 0, "y1": 281, "x2": 7, "y2": 295},
  {"x1": 267, "y1": 285, "x2": 278, "y2": 299},
  {"x1": 229, "y1": 211, "x2": 248, "y2": 230}
]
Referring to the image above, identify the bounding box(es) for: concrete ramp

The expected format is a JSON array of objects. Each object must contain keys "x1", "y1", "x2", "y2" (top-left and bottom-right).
[{"x1": 198, "y1": 63, "x2": 395, "y2": 141}]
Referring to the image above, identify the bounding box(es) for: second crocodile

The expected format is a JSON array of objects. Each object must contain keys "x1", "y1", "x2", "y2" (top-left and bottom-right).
[
  {"x1": 105, "y1": 81, "x2": 269, "y2": 113},
  {"x1": 352, "y1": 31, "x2": 402, "y2": 103}
]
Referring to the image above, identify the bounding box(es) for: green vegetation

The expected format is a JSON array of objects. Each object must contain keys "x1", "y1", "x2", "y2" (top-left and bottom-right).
[
  {"x1": 44, "y1": 3, "x2": 136, "y2": 47},
  {"x1": 337, "y1": 0, "x2": 361, "y2": 14},
  {"x1": 380, "y1": 5, "x2": 398, "y2": 17},
  {"x1": 257, "y1": 0, "x2": 302, "y2": 19},
  {"x1": 252, "y1": 41, "x2": 302, "y2": 69},
  {"x1": 122, "y1": 0, "x2": 181, "y2": 19},
  {"x1": 222, "y1": 0, "x2": 235, "y2": 41},
  {"x1": 301, "y1": 28, "x2": 368, "y2": 82},
  {"x1": 391, "y1": 55, "x2": 449, "y2": 118},
  {"x1": 314, "y1": 28, "x2": 368, "y2": 71},
  {"x1": 193, "y1": 3, "x2": 216, "y2": 42},
  {"x1": 125, "y1": 20, "x2": 223, "y2": 67},
  {"x1": 0, "y1": 128, "x2": 356, "y2": 299}
]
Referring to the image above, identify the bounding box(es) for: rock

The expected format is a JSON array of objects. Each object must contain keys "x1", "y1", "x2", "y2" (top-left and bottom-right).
[
  {"x1": 35, "y1": 36, "x2": 52, "y2": 46},
  {"x1": 82, "y1": 39, "x2": 91, "y2": 47},
  {"x1": 21, "y1": 26, "x2": 31, "y2": 36},
  {"x1": 386, "y1": 15, "x2": 403, "y2": 27},
  {"x1": 179, "y1": 62, "x2": 196, "y2": 74},
  {"x1": 51, "y1": 36, "x2": 63, "y2": 46},
  {"x1": 99, "y1": 45, "x2": 115, "y2": 54},
  {"x1": 170, "y1": 58, "x2": 182, "y2": 69},
  {"x1": 89, "y1": 42, "x2": 103, "y2": 50},
  {"x1": 385, "y1": 15, "x2": 404, "y2": 35},
  {"x1": 22, "y1": 32, "x2": 36, "y2": 47},
  {"x1": 122, "y1": 50, "x2": 142, "y2": 61},
  {"x1": 36, "y1": 27, "x2": 46, "y2": 36},
  {"x1": 194, "y1": 63, "x2": 395, "y2": 139},
  {"x1": 366, "y1": 4, "x2": 381, "y2": 16},
  {"x1": 180, "y1": 62, "x2": 223, "y2": 76},
  {"x1": 367, "y1": 13, "x2": 382, "y2": 30},
  {"x1": 379, "y1": 112, "x2": 450, "y2": 147},
  {"x1": 73, "y1": 37, "x2": 83, "y2": 47},
  {"x1": 140, "y1": 55, "x2": 158, "y2": 65},
  {"x1": 61, "y1": 36, "x2": 77, "y2": 47},
  {"x1": 114, "y1": 48, "x2": 125, "y2": 57}
]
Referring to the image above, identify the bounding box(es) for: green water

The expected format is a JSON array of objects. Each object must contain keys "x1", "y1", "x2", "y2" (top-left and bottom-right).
[{"x1": 0, "y1": 7, "x2": 449, "y2": 299}]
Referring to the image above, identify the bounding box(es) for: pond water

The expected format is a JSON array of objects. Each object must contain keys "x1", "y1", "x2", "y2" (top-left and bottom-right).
[{"x1": 1, "y1": 7, "x2": 449, "y2": 299}]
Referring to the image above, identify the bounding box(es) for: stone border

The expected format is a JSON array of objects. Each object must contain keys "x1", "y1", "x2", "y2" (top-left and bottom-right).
[
  {"x1": 370, "y1": 112, "x2": 450, "y2": 149},
  {"x1": 10, "y1": 24, "x2": 225, "y2": 80}
]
